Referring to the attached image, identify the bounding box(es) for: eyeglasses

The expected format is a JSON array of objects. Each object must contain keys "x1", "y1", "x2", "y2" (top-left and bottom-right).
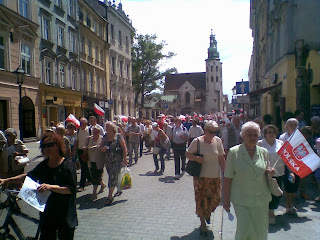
[{"x1": 40, "y1": 142, "x2": 56, "y2": 149}]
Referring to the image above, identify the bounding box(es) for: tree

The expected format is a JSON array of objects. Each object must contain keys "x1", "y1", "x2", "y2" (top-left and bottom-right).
[{"x1": 132, "y1": 34, "x2": 177, "y2": 108}]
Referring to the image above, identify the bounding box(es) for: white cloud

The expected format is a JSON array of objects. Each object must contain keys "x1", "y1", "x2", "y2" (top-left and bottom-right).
[{"x1": 120, "y1": 0, "x2": 252, "y2": 100}]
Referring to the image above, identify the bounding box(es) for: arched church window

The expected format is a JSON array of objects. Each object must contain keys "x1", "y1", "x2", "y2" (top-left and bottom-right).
[{"x1": 185, "y1": 92, "x2": 190, "y2": 104}]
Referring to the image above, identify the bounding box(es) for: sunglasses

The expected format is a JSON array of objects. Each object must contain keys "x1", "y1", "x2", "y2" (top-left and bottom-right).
[{"x1": 40, "y1": 142, "x2": 56, "y2": 149}]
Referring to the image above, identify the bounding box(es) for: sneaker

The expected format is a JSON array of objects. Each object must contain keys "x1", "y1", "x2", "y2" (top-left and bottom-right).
[
  {"x1": 174, "y1": 174, "x2": 180, "y2": 179},
  {"x1": 77, "y1": 187, "x2": 84, "y2": 192},
  {"x1": 159, "y1": 170, "x2": 164, "y2": 175},
  {"x1": 286, "y1": 206, "x2": 297, "y2": 215}
]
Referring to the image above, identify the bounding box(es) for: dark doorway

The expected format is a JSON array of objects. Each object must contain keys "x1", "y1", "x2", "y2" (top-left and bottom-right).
[
  {"x1": 0, "y1": 100, "x2": 8, "y2": 131},
  {"x1": 21, "y1": 96, "x2": 35, "y2": 138}
]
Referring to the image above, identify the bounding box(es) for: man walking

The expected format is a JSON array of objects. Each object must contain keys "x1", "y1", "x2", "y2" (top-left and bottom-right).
[{"x1": 126, "y1": 117, "x2": 141, "y2": 165}]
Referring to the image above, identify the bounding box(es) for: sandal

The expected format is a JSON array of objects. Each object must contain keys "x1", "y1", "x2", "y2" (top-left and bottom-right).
[
  {"x1": 114, "y1": 191, "x2": 123, "y2": 197},
  {"x1": 99, "y1": 183, "x2": 106, "y2": 194},
  {"x1": 105, "y1": 197, "x2": 114, "y2": 206}
]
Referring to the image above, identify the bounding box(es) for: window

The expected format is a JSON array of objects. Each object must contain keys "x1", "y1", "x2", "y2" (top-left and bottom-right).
[
  {"x1": 126, "y1": 65, "x2": 129, "y2": 78},
  {"x1": 119, "y1": 30, "x2": 122, "y2": 46},
  {"x1": 126, "y1": 36, "x2": 129, "y2": 49},
  {"x1": 211, "y1": 76, "x2": 213, "y2": 82},
  {"x1": 100, "y1": 50, "x2": 103, "y2": 62},
  {"x1": 101, "y1": 77, "x2": 105, "y2": 94},
  {"x1": 57, "y1": 25, "x2": 64, "y2": 47},
  {"x1": 86, "y1": 14, "x2": 91, "y2": 28},
  {"x1": 111, "y1": 24, "x2": 114, "y2": 39},
  {"x1": 89, "y1": 72, "x2": 93, "y2": 91},
  {"x1": 211, "y1": 66, "x2": 213, "y2": 72},
  {"x1": 19, "y1": 0, "x2": 28, "y2": 19},
  {"x1": 99, "y1": 24, "x2": 102, "y2": 37},
  {"x1": 68, "y1": 0, "x2": 75, "y2": 17},
  {"x1": 93, "y1": 19, "x2": 97, "y2": 32},
  {"x1": 78, "y1": 7, "x2": 83, "y2": 21},
  {"x1": 21, "y1": 44, "x2": 31, "y2": 75},
  {"x1": 82, "y1": 70, "x2": 86, "y2": 91},
  {"x1": 95, "y1": 46, "x2": 99, "y2": 61},
  {"x1": 119, "y1": 61, "x2": 123, "y2": 76},
  {"x1": 216, "y1": 76, "x2": 218, "y2": 82},
  {"x1": 0, "y1": 36, "x2": 5, "y2": 69},
  {"x1": 70, "y1": 32, "x2": 76, "y2": 52},
  {"x1": 111, "y1": 57, "x2": 115, "y2": 74},
  {"x1": 88, "y1": 41, "x2": 92, "y2": 57},
  {"x1": 96, "y1": 74, "x2": 100, "y2": 93},
  {"x1": 216, "y1": 66, "x2": 218, "y2": 72},
  {"x1": 71, "y1": 67, "x2": 76, "y2": 90},
  {"x1": 80, "y1": 35, "x2": 85, "y2": 53},
  {"x1": 56, "y1": 0, "x2": 62, "y2": 8},
  {"x1": 59, "y1": 63, "x2": 65, "y2": 87},
  {"x1": 185, "y1": 92, "x2": 190, "y2": 104},
  {"x1": 44, "y1": 58, "x2": 51, "y2": 84},
  {"x1": 42, "y1": 17, "x2": 50, "y2": 40}
]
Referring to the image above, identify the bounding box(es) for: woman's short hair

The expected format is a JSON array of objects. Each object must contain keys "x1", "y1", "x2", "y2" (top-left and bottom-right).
[
  {"x1": 263, "y1": 124, "x2": 278, "y2": 136},
  {"x1": 204, "y1": 120, "x2": 218, "y2": 130},
  {"x1": 106, "y1": 121, "x2": 118, "y2": 133},
  {"x1": 92, "y1": 126, "x2": 101, "y2": 133},
  {"x1": 40, "y1": 133, "x2": 66, "y2": 157},
  {"x1": 66, "y1": 122, "x2": 76, "y2": 129},
  {"x1": 240, "y1": 121, "x2": 261, "y2": 138},
  {"x1": 285, "y1": 118, "x2": 299, "y2": 128},
  {"x1": 4, "y1": 128, "x2": 17, "y2": 138}
]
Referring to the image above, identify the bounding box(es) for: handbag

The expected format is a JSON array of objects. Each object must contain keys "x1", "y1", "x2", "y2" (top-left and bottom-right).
[
  {"x1": 266, "y1": 173, "x2": 283, "y2": 196},
  {"x1": 185, "y1": 138, "x2": 202, "y2": 176},
  {"x1": 152, "y1": 147, "x2": 160, "y2": 155},
  {"x1": 161, "y1": 137, "x2": 171, "y2": 149},
  {"x1": 80, "y1": 137, "x2": 90, "y2": 162}
]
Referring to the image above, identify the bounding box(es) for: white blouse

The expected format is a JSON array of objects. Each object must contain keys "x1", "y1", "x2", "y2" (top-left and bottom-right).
[{"x1": 258, "y1": 138, "x2": 285, "y2": 177}]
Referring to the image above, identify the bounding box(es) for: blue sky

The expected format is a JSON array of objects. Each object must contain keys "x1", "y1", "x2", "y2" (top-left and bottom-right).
[{"x1": 119, "y1": 0, "x2": 252, "y2": 100}]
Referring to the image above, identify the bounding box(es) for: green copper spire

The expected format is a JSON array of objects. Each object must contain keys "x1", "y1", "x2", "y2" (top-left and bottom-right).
[{"x1": 208, "y1": 29, "x2": 220, "y2": 60}]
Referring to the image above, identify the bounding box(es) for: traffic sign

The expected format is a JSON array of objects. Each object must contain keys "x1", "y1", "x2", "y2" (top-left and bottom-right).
[
  {"x1": 237, "y1": 95, "x2": 250, "y2": 104},
  {"x1": 236, "y1": 81, "x2": 249, "y2": 94}
]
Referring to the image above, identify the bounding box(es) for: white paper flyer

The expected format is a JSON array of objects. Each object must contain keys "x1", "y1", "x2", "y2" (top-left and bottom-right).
[{"x1": 18, "y1": 176, "x2": 51, "y2": 212}]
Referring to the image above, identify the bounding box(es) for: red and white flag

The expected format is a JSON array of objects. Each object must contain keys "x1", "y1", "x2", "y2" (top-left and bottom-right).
[
  {"x1": 277, "y1": 129, "x2": 320, "y2": 178},
  {"x1": 94, "y1": 103, "x2": 105, "y2": 116},
  {"x1": 66, "y1": 114, "x2": 80, "y2": 128}
]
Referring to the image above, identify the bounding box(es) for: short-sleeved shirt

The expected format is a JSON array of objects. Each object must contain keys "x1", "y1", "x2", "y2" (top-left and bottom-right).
[
  {"x1": 76, "y1": 127, "x2": 90, "y2": 149},
  {"x1": 27, "y1": 159, "x2": 78, "y2": 228},
  {"x1": 189, "y1": 125, "x2": 204, "y2": 139},
  {"x1": 127, "y1": 125, "x2": 141, "y2": 143},
  {"x1": 224, "y1": 144, "x2": 272, "y2": 207},
  {"x1": 187, "y1": 136, "x2": 224, "y2": 178},
  {"x1": 87, "y1": 135, "x2": 105, "y2": 170}
]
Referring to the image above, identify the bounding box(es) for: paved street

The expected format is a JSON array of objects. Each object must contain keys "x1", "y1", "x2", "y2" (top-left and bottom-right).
[{"x1": 1, "y1": 141, "x2": 320, "y2": 239}]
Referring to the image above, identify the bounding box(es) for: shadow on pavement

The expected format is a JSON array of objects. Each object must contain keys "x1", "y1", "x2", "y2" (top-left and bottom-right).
[
  {"x1": 76, "y1": 194, "x2": 128, "y2": 209},
  {"x1": 158, "y1": 176, "x2": 179, "y2": 183},
  {"x1": 170, "y1": 227, "x2": 214, "y2": 240},
  {"x1": 269, "y1": 213, "x2": 312, "y2": 233},
  {"x1": 139, "y1": 171, "x2": 161, "y2": 176}
]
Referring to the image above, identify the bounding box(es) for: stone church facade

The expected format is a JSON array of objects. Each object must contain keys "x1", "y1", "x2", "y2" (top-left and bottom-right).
[{"x1": 164, "y1": 31, "x2": 223, "y2": 115}]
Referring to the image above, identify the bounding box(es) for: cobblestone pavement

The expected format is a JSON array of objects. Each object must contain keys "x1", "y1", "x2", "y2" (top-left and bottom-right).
[{"x1": 1, "y1": 141, "x2": 320, "y2": 240}]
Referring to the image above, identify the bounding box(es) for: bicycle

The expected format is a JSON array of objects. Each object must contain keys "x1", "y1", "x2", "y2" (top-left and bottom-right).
[{"x1": 0, "y1": 187, "x2": 40, "y2": 240}]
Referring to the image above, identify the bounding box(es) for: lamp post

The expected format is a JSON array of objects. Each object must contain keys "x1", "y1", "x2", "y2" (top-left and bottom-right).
[{"x1": 13, "y1": 66, "x2": 25, "y2": 141}]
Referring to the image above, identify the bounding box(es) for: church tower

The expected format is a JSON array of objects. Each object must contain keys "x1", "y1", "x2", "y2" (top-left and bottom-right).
[{"x1": 205, "y1": 30, "x2": 223, "y2": 113}]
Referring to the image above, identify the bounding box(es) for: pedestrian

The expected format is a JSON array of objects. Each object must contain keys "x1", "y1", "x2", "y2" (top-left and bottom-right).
[
  {"x1": 2, "y1": 128, "x2": 29, "y2": 179},
  {"x1": 66, "y1": 122, "x2": 77, "y2": 168},
  {"x1": 0, "y1": 132, "x2": 78, "y2": 240},
  {"x1": 136, "y1": 118, "x2": 145, "y2": 157},
  {"x1": 151, "y1": 123, "x2": 168, "y2": 174},
  {"x1": 295, "y1": 110, "x2": 307, "y2": 129},
  {"x1": 223, "y1": 121, "x2": 274, "y2": 240},
  {"x1": 163, "y1": 121, "x2": 173, "y2": 160},
  {"x1": 74, "y1": 118, "x2": 92, "y2": 192},
  {"x1": 100, "y1": 121, "x2": 127, "y2": 205},
  {"x1": 144, "y1": 120, "x2": 153, "y2": 152},
  {"x1": 84, "y1": 126, "x2": 106, "y2": 200},
  {"x1": 126, "y1": 117, "x2": 141, "y2": 165},
  {"x1": 183, "y1": 116, "x2": 192, "y2": 131},
  {"x1": 186, "y1": 120, "x2": 225, "y2": 236},
  {"x1": 279, "y1": 118, "x2": 300, "y2": 214},
  {"x1": 220, "y1": 115, "x2": 242, "y2": 156},
  {"x1": 172, "y1": 117, "x2": 189, "y2": 179},
  {"x1": 56, "y1": 124, "x2": 71, "y2": 161},
  {"x1": 188, "y1": 118, "x2": 204, "y2": 146},
  {"x1": 89, "y1": 115, "x2": 105, "y2": 136},
  {"x1": 258, "y1": 124, "x2": 285, "y2": 225}
]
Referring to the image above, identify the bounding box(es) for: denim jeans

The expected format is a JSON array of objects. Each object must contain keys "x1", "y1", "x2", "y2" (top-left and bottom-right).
[
  {"x1": 128, "y1": 142, "x2": 139, "y2": 164},
  {"x1": 153, "y1": 147, "x2": 165, "y2": 171}
]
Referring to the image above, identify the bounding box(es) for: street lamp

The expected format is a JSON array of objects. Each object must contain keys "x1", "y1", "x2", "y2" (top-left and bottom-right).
[{"x1": 13, "y1": 66, "x2": 25, "y2": 141}]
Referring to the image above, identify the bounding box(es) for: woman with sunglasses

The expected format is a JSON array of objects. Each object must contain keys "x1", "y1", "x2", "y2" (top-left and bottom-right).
[
  {"x1": 0, "y1": 133, "x2": 78, "y2": 240},
  {"x1": 258, "y1": 125, "x2": 284, "y2": 225},
  {"x1": 186, "y1": 121, "x2": 225, "y2": 236}
]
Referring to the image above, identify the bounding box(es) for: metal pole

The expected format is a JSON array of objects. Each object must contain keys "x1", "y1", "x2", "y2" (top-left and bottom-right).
[{"x1": 19, "y1": 84, "x2": 23, "y2": 141}]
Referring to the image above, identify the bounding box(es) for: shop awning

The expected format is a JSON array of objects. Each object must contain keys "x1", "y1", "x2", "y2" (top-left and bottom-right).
[{"x1": 248, "y1": 84, "x2": 280, "y2": 97}]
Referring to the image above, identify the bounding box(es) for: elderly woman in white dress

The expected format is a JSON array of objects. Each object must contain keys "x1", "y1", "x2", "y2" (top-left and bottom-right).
[{"x1": 258, "y1": 124, "x2": 284, "y2": 225}]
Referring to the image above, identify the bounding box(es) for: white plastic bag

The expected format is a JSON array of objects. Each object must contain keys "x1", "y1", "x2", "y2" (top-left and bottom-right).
[{"x1": 118, "y1": 167, "x2": 132, "y2": 190}]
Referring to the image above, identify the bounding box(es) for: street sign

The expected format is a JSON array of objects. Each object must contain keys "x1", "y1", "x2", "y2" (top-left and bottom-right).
[
  {"x1": 237, "y1": 95, "x2": 250, "y2": 104},
  {"x1": 236, "y1": 81, "x2": 249, "y2": 94}
]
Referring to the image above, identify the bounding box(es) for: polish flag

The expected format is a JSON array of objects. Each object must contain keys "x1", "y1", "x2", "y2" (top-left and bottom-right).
[
  {"x1": 94, "y1": 103, "x2": 105, "y2": 116},
  {"x1": 277, "y1": 129, "x2": 320, "y2": 178},
  {"x1": 66, "y1": 114, "x2": 80, "y2": 128}
]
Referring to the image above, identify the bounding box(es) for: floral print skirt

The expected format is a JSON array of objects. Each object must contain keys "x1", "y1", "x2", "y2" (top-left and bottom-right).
[{"x1": 193, "y1": 177, "x2": 221, "y2": 219}]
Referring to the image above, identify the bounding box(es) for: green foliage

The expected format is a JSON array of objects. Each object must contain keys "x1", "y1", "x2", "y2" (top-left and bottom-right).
[{"x1": 132, "y1": 34, "x2": 177, "y2": 107}]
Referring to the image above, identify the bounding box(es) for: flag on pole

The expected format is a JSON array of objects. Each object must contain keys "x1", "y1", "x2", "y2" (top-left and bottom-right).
[
  {"x1": 66, "y1": 114, "x2": 80, "y2": 128},
  {"x1": 277, "y1": 129, "x2": 320, "y2": 178},
  {"x1": 94, "y1": 103, "x2": 105, "y2": 116}
]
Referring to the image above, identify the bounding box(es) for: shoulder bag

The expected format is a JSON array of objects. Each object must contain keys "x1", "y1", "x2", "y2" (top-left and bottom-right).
[
  {"x1": 80, "y1": 137, "x2": 90, "y2": 162},
  {"x1": 185, "y1": 138, "x2": 202, "y2": 176}
]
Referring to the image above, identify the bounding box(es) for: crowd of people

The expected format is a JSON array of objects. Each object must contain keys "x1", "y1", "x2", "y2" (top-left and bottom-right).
[{"x1": 0, "y1": 110, "x2": 319, "y2": 239}]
